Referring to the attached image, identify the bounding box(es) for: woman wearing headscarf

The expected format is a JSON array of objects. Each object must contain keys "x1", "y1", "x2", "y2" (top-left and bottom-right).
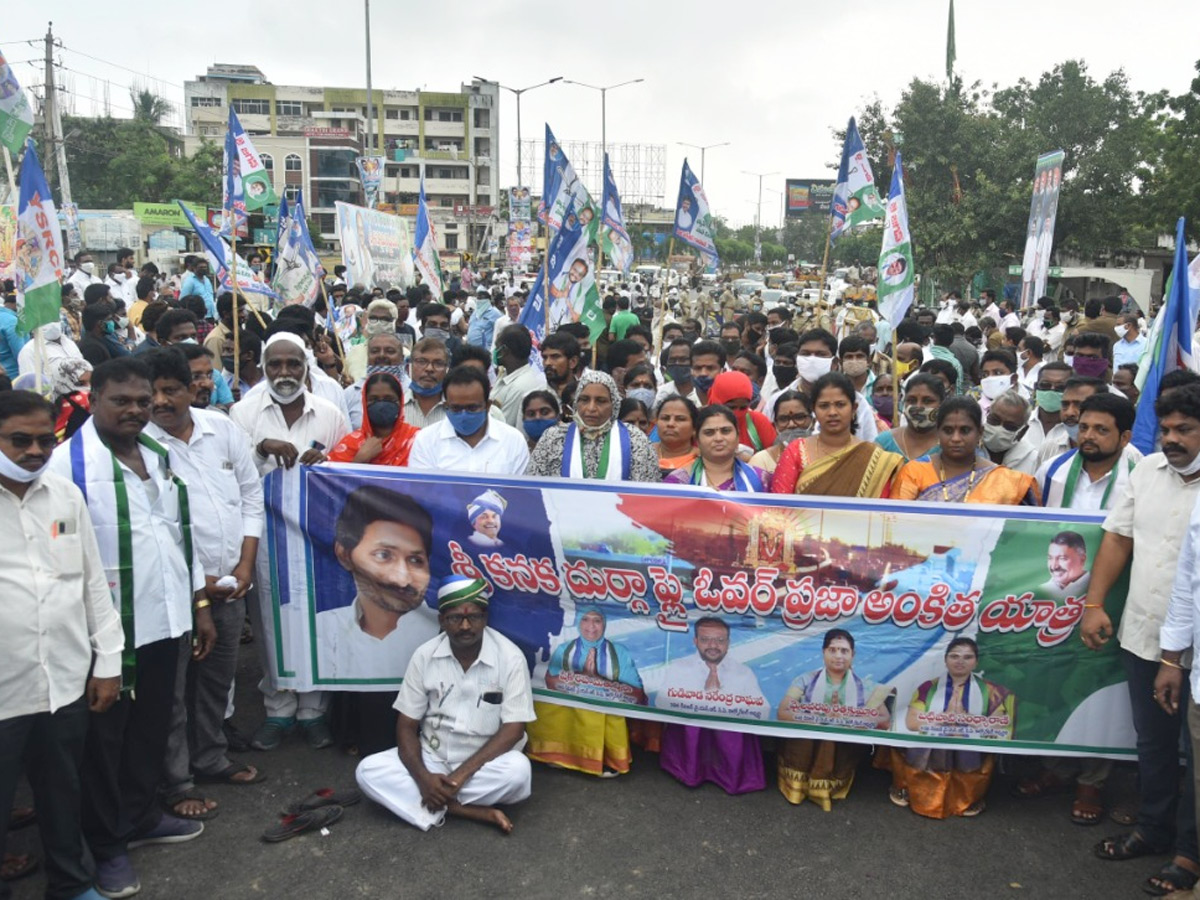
[
  {"x1": 328, "y1": 371, "x2": 419, "y2": 466},
  {"x1": 544, "y1": 607, "x2": 646, "y2": 706},
  {"x1": 49, "y1": 356, "x2": 93, "y2": 443},
  {"x1": 706, "y1": 370, "x2": 777, "y2": 456},
  {"x1": 525, "y1": 369, "x2": 658, "y2": 776}
]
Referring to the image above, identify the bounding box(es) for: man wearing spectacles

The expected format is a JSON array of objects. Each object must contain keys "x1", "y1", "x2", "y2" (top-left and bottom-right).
[
  {"x1": 982, "y1": 389, "x2": 1039, "y2": 474},
  {"x1": 0, "y1": 391, "x2": 124, "y2": 900},
  {"x1": 356, "y1": 577, "x2": 535, "y2": 833},
  {"x1": 404, "y1": 338, "x2": 451, "y2": 429},
  {"x1": 1024, "y1": 361, "x2": 1073, "y2": 450}
]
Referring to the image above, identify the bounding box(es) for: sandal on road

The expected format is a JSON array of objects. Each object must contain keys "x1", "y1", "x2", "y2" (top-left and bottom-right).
[
  {"x1": 286, "y1": 787, "x2": 362, "y2": 815},
  {"x1": 1013, "y1": 770, "x2": 1071, "y2": 799},
  {"x1": 1095, "y1": 831, "x2": 1169, "y2": 861},
  {"x1": 195, "y1": 762, "x2": 267, "y2": 786},
  {"x1": 261, "y1": 805, "x2": 343, "y2": 843},
  {"x1": 1144, "y1": 862, "x2": 1200, "y2": 896},
  {"x1": 1072, "y1": 784, "x2": 1104, "y2": 826}
]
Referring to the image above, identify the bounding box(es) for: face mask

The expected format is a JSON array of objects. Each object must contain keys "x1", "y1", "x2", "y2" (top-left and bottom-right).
[
  {"x1": 841, "y1": 359, "x2": 869, "y2": 378},
  {"x1": 666, "y1": 364, "x2": 691, "y2": 385},
  {"x1": 626, "y1": 387, "x2": 656, "y2": 407},
  {"x1": 721, "y1": 339, "x2": 741, "y2": 356},
  {"x1": 364, "y1": 319, "x2": 395, "y2": 336},
  {"x1": 366, "y1": 399, "x2": 401, "y2": 430},
  {"x1": 41, "y1": 322, "x2": 62, "y2": 343},
  {"x1": 983, "y1": 422, "x2": 1019, "y2": 453},
  {"x1": 1064, "y1": 422, "x2": 1080, "y2": 441},
  {"x1": 749, "y1": 381, "x2": 761, "y2": 406},
  {"x1": 0, "y1": 449, "x2": 49, "y2": 483},
  {"x1": 366, "y1": 364, "x2": 407, "y2": 381},
  {"x1": 772, "y1": 365, "x2": 797, "y2": 387},
  {"x1": 409, "y1": 379, "x2": 443, "y2": 398},
  {"x1": 80, "y1": 262, "x2": 95, "y2": 275},
  {"x1": 424, "y1": 326, "x2": 450, "y2": 343},
  {"x1": 221, "y1": 355, "x2": 236, "y2": 372},
  {"x1": 905, "y1": 405, "x2": 938, "y2": 432},
  {"x1": 180, "y1": 337, "x2": 198, "y2": 345},
  {"x1": 893, "y1": 359, "x2": 917, "y2": 379},
  {"x1": 873, "y1": 395, "x2": 894, "y2": 422},
  {"x1": 1017, "y1": 351, "x2": 1029, "y2": 365},
  {"x1": 446, "y1": 408, "x2": 487, "y2": 437},
  {"x1": 1073, "y1": 357, "x2": 1109, "y2": 379},
  {"x1": 117, "y1": 316, "x2": 129, "y2": 329},
  {"x1": 523, "y1": 417, "x2": 557, "y2": 442},
  {"x1": 980, "y1": 375, "x2": 1012, "y2": 401},
  {"x1": 1035, "y1": 389, "x2": 1063, "y2": 413},
  {"x1": 692, "y1": 373, "x2": 715, "y2": 393},
  {"x1": 796, "y1": 355, "x2": 834, "y2": 384},
  {"x1": 102, "y1": 320, "x2": 116, "y2": 334},
  {"x1": 776, "y1": 427, "x2": 813, "y2": 445},
  {"x1": 682, "y1": 331, "x2": 699, "y2": 343},
  {"x1": 1168, "y1": 452, "x2": 1200, "y2": 477},
  {"x1": 265, "y1": 377, "x2": 304, "y2": 405},
  {"x1": 251, "y1": 264, "x2": 263, "y2": 274}
]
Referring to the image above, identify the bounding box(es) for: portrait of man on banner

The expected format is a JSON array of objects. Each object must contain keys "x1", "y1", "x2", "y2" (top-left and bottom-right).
[{"x1": 654, "y1": 617, "x2": 769, "y2": 720}]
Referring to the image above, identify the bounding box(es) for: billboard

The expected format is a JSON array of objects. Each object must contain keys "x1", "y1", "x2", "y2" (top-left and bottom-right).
[{"x1": 786, "y1": 179, "x2": 836, "y2": 217}]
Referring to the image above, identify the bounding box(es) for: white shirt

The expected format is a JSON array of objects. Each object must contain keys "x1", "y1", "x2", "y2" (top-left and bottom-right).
[
  {"x1": 1161, "y1": 492, "x2": 1200, "y2": 693},
  {"x1": 764, "y1": 381, "x2": 877, "y2": 442},
  {"x1": 146, "y1": 408, "x2": 264, "y2": 579},
  {"x1": 409, "y1": 416, "x2": 530, "y2": 475},
  {"x1": 491, "y1": 364, "x2": 548, "y2": 428},
  {"x1": 229, "y1": 389, "x2": 350, "y2": 477},
  {"x1": 1018, "y1": 361, "x2": 1044, "y2": 399},
  {"x1": 653, "y1": 653, "x2": 768, "y2": 720},
  {"x1": 1104, "y1": 453, "x2": 1200, "y2": 662},
  {"x1": 999, "y1": 437, "x2": 1039, "y2": 475},
  {"x1": 394, "y1": 628, "x2": 535, "y2": 766},
  {"x1": 317, "y1": 598, "x2": 439, "y2": 680},
  {"x1": 1000, "y1": 312, "x2": 1021, "y2": 332},
  {"x1": 1035, "y1": 423, "x2": 1074, "y2": 469},
  {"x1": 0, "y1": 473, "x2": 124, "y2": 720},
  {"x1": 244, "y1": 368, "x2": 352, "y2": 423},
  {"x1": 1036, "y1": 444, "x2": 1143, "y2": 511},
  {"x1": 18, "y1": 334, "x2": 83, "y2": 381},
  {"x1": 67, "y1": 269, "x2": 101, "y2": 295}
]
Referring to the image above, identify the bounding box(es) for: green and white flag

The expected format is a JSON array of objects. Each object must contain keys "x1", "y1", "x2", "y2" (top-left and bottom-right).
[
  {"x1": 877, "y1": 152, "x2": 915, "y2": 324},
  {"x1": 14, "y1": 140, "x2": 63, "y2": 334},
  {"x1": 0, "y1": 50, "x2": 34, "y2": 155}
]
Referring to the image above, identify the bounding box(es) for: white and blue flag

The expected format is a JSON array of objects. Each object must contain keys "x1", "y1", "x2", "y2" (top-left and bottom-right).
[
  {"x1": 414, "y1": 178, "x2": 444, "y2": 296},
  {"x1": 601, "y1": 152, "x2": 633, "y2": 274},
  {"x1": 673, "y1": 159, "x2": 718, "y2": 269}
]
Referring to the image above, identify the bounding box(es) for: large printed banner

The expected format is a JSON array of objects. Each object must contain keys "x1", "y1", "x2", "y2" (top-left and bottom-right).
[
  {"x1": 262, "y1": 465, "x2": 1135, "y2": 758},
  {"x1": 1019, "y1": 149, "x2": 1065, "y2": 308},
  {"x1": 335, "y1": 201, "x2": 414, "y2": 291}
]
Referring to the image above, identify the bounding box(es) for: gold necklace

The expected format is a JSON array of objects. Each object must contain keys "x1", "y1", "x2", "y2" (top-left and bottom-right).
[{"x1": 939, "y1": 459, "x2": 977, "y2": 501}]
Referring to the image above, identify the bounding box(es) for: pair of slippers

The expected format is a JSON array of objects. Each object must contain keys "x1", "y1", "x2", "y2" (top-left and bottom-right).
[{"x1": 261, "y1": 788, "x2": 361, "y2": 843}]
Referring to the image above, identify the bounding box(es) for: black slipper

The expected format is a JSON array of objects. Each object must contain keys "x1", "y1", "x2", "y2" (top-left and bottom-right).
[{"x1": 261, "y1": 805, "x2": 343, "y2": 843}]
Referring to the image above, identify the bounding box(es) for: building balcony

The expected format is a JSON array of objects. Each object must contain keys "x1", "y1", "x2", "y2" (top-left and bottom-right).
[{"x1": 423, "y1": 120, "x2": 467, "y2": 138}]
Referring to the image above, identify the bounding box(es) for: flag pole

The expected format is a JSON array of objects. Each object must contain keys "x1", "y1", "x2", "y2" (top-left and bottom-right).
[
  {"x1": 229, "y1": 223, "x2": 242, "y2": 396},
  {"x1": 816, "y1": 215, "x2": 833, "y2": 308},
  {"x1": 2, "y1": 147, "x2": 16, "y2": 205},
  {"x1": 319, "y1": 278, "x2": 346, "y2": 365},
  {"x1": 653, "y1": 236, "x2": 676, "y2": 363}
]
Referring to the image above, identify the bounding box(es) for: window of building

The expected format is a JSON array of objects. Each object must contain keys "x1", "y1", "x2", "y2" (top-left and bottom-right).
[
  {"x1": 385, "y1": 108, "x2": 399, "y2": 120},
  {"x1": 190, "y1": 96, "x2": 221, "y2": 108},
  {"x1": 438, "y1": 197, "x2": 453, "y2": 207},
  {"x1": 231, "y1": 98, "x2": 270, "y2": 116},
  {"x1": 260, "y1": 152, "x2": 273, "y2": 171},
  {"x1": 314, "y1": 148, "x2": 357, "y2": 179},
  {"x1": 399, "y1": 167, "x2": 414, "y2": 178},
  {"x1": 284, "y1": 185, "x2": 301, "y2": 203},
  {"x1": 444, "y1": 233, "x2": 458, "y2": 250},
  {"x1": 276, "y1": 100, "x2": 303, "y2": 117},
  {"x1": 399, "y1": 109, "x2": 412, "y2": 120},
  {"x1": 285, "y1": 154, "x2": 303, "y2": 172},
  {"x1": 473, "y1": 109, "x2": 490, "y2": 128}
]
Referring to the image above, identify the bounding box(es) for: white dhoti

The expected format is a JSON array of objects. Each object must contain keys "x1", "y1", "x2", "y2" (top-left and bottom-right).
[{"x1": 356, "y1": 748, "x2": 532, "y2": 831}]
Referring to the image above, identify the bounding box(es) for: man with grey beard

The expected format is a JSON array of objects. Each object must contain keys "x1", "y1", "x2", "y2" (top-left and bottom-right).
[{"x1": 230, "y1": 332, "x2": 349, "y2": 752}]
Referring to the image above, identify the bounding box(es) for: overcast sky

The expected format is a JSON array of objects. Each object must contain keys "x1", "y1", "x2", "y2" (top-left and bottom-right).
[{"x1": 5, "y1": 0, "x2": 1198, "y2": 226}]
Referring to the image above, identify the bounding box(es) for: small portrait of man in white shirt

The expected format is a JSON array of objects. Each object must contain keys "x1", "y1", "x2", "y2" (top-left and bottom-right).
[
  {"x1": 317, "y1": 485, "x2": 439, "y2": 680},
  {"x1": 467, "y1": 489, "x2": 506, "y2": 549},
  {"x1": 1039, "y1": 530, "x2": 1090, "y2": 599},
  {"x1": 654, "y1": 617, "x2": 768, "y2": 720}
]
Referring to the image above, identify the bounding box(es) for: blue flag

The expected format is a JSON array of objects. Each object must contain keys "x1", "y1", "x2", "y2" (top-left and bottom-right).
[
  {"x1": 178, "y1": 201, "x2": 280, "y2": 303},
  {"x1": 673, "y1": 160, "x2": 719, "y2": 269},
  {"x1": 877, "y1": 152, "x2": 915, "y2": 325},
  {"x1": 414, "y1": 178, "x2": 444, "y2": 296},
  {"x1": 601, "y1": 152, "x2": 633, "y2": 274},
  {"x1": 1132, "y1": 217, "x2": 1197, "y2": 454},
  {"x1": 830, "y1": 117, "x2": 885, "y2": 242},
  {"x1": 272, "y1": 190, "x2": 322, "y2": 307},
  {"x1": 14, "y1": 139, "x2": 64, "y2": 333}
]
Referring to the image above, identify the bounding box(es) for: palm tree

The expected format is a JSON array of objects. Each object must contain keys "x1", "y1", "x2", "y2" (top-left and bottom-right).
[{"x1": 130, "y1": 88, "x2": 172, "y2": 125}]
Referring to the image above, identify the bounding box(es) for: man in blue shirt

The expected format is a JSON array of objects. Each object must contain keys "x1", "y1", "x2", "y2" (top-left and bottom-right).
[
  {"x1": 0, "y1": 299, "x2": 29, "y2": 379},
  {"x1": 466, "y1": 288, "x2": 502, "y2": 350},
  {"x1": 180, "y1": 259, "x2": 217, "y2": 321},
  {"x1": 1112, "y1": 313, "x2": 1147, "y2": 370}
]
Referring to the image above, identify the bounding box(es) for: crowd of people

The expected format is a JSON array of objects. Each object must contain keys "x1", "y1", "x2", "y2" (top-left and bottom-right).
[{"x1": 5, "y1": 255, "x2": 1200, "y2": 899}]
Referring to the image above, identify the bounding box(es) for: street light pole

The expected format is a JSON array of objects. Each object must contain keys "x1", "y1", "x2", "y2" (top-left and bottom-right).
[
  {"x1": 364, "y1": 0, "x2": 374, "y2": 156},
  {"x1": 473, "y1": 76, "x2": 563, "y2": 190},
  {"x1": 743, "y1": 170, "x2": 778, "y2": 264},
  {"x1": 677, "y1": 140, "x2": 731, "y2": 185},
  {"x1": 562, "y1": 78, "x2": 644, "y2": 162}
]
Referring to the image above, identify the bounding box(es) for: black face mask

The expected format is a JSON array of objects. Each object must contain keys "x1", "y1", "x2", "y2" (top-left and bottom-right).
[
  {"x1": 773, "y1": 365, "x2": 797, "y2": 387},
  {"x1": 721, "y1": 339, "x2": 741, "y2": 355},
  {"x1": 681, "y1": 330, "x2": 699, "y2": 343},
  {"x1": 366, "y1": 400, "x2": 401, "y2": 430}
]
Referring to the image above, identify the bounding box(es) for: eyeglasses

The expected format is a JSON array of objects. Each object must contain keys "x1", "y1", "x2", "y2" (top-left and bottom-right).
[
  {"x1": 411, "y1": 357, "x2": 448, "y2": 371},
  {"x1": 1034, "y1": 382, "x2": 1064, "y2": 392},
  {"x1": 442, "y1": 612, "x2": 486, "y2": 626},
  {"x1": 985, "y1": 416, "x2": 1022, "y2": 433},
  {"x1": 776, "y1": 414, "x2": 812, "y2": 427},
  {"x1": 0, "y1": 432, "x2": 58, "y2": 452}
]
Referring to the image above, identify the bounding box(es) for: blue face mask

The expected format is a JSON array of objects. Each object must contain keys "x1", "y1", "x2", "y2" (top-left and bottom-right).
[
  {"x1": 409, "y1": 379, "x2": 443, "y2": 398},
  {"x1": 749, "y1": 381, "x2": 761, "y2": 406},
  {"x1": 366, "y1": 400, "x2": 401, "y2": 430},
  {"x1": 666, "y1": 364, "x2": 691, "y2": 384},
  {"x1": 693, "y1": 373, "x2": 715, "y2": 393},
  {"x1": 626, "y1": 387, "x2": 656, "y2": 407},
  {"x1": 523, "y1": 418, "x2": 557, "y2": 442},
  {"x1": 447, "y1": 408, "x2": 488, "y2": 437}
]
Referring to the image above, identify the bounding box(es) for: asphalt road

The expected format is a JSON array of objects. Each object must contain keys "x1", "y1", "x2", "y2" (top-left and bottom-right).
[{"x1": 7, "y1": 653, "x2": 1176, "y2": 900}]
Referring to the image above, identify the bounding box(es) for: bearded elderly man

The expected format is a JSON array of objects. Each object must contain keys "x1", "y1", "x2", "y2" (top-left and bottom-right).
[
  {"x1": 230, "y1": 332, "x2": 349, "y2": 753},
  {"x1": 356, "y1": 577, "x2": 535, "y2": 834}
]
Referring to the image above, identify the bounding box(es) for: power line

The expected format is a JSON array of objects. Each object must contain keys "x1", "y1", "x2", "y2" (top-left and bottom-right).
[
  {"x1": 57, "y1": 42, "x2": 186, "y2": 90},
  {"x1": 57, "y1": 64, "x2": 185, "y2": 113}
]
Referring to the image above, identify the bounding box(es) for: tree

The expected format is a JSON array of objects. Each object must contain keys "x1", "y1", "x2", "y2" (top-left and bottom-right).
[
  {"x1": 130, "y1": 88, "x2": 172, "y2": 126},
  {"x1": 1142, "y1": 60, "x2": 1200, "y2": 243}
]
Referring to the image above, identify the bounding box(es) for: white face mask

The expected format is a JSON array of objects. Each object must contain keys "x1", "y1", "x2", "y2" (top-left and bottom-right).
[
  {"x1": 1169, "y1": 453, "x2": 1200, "y2": 477},
  {"x1": 80, "y1": 262, "x2": 95, "y2": 275},
  {"x1": 796, "y1": 355, "x2": 834, "y2": 385},
  {"x1": 980, "y1": 375, "x2": 1012, "y2": 401},
  {"x1": 265, "y1": 376, "x2": 305, "y2": 405},
  {"x1": 983, "y1": 422, "x2": 1019, "y2": 453},
  {"x1": 41, "y1": 322, "x2": 62, "y2": 343},
  {"x1": 0, "y1": 449, "x2": 49, "y2": 483}
]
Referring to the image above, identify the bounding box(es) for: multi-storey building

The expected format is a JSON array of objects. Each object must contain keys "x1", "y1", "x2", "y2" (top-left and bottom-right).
[{"x1": 182, "y1": 64, "x2": 499, "y2": 253}]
